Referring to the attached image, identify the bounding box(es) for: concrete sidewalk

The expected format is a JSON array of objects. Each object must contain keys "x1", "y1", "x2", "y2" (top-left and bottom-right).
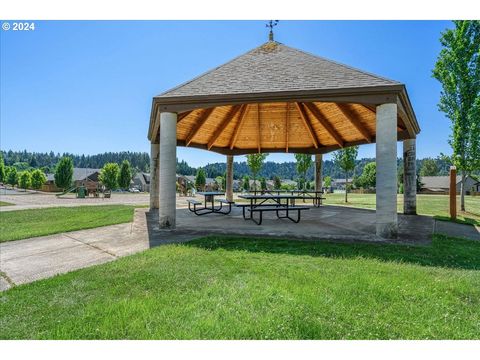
[
  {"x1": 0, "y1": 211, "x2": 198, "y2": 291},
  {"x1": 1, "y1": 207, "x2": 478, "y2": 292}
]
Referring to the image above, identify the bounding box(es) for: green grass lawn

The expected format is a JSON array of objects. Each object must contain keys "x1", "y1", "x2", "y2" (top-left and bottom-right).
[
  {"x1": 0, "y1": 205, "x2": 136, "y2": 243},
  {"x1": 0, "y1": 201, "x2": 14, "y2": 206},
  {"x1": 1, "y1": 235, "x2": 479, "y2": 339},
  {"x1": 323, "y1": 193, "x2": 480, "y2": 226}
]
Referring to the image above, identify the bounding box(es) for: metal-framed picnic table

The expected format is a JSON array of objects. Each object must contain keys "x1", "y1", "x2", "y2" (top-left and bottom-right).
[
  {"x1": 237, "y1": 194, "x2": 309, "y2": 225},
  {"x1": 249, "y1": 189, "x2": 325, "y2": 207},
  {"x1": 289, "y1": 190, "x2": 325, "y2": 207},
  {"x1": 187, "y1": 191, "x2": 233, "y2": 216}
]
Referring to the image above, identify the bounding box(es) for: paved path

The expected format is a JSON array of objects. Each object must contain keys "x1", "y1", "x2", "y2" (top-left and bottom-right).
[
  {"x1": 0, "y1": 210, "x2": 198, "y2": 291},
  {"x1": 1, "y1": 207, "x2": 478, "y2": 292}
]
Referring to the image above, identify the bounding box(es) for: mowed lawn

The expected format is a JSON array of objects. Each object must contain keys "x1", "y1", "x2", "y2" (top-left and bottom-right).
[
  {"x1": 323, "y1": 193, "x2": 480, "y2": 226},
  {"x1": 0, "y1": 201, "x2": 14, "y2": 206},
  {"x1": 1, "y1": 235, "x2": 479, "y2": 339},
  {"x1": 0, "y1": 205, "x2": 136, "y2": 242}
]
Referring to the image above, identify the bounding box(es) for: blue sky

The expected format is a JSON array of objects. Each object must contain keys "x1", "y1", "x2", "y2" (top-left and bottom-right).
[{"x1": 1, "y1": 20, "x2": 453, "y2": 167}]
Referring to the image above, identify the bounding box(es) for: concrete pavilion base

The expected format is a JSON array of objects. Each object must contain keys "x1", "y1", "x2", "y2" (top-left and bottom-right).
[{"x1": 141, "y1": 205, "x2": 435, "y2": 245}]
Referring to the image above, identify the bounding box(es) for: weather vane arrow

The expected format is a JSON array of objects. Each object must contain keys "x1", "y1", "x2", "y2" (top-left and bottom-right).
[{"x1": 266, "y1": 20, "x2": 279, "y2": 41}]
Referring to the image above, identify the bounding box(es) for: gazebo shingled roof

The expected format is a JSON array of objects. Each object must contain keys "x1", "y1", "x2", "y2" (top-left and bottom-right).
[{"x1": 148, "y1": 41, "x2": 420, "y2": 155}]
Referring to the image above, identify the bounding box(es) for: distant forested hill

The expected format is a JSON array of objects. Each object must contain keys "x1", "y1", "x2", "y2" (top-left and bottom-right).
[{"x1": 1, "y1": 150, "x2": 151, "y2": 172}]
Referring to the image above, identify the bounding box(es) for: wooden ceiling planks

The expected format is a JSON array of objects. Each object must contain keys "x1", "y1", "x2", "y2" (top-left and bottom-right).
[
  {"x1": 207, "y1": 105, "x2": 242, "y2": 150},
  {"x1": 174, "y1": 99, "x2": 410, "y2": 154},
  {"x1": 335, "y1": 103, "x2": 372, "y2": 143},
  {"x1": 185, "y1": 108, "x2": 215, "y2": 146}
]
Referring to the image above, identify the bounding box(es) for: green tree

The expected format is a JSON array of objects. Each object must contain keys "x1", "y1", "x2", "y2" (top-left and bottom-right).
[
  {"x1": 294, "y1": 154, "x2": 313, "y2": 190},
  {"x1": 357, "y1": 162, "x2": 376, "y2": 189},
  {"x1": 118, "y1": 160, "x2": 133, "y2": 190},
  {"x1": 246, "y1": 153, "x2": 268, "y2": 191},
  {"x1": 273, "y1": 175, "x2": 281, "y2": 190},
  {"x1": 419, "y1": 158, "x2": 439, "y2": 176},
  {"x1": 215, "y1": 175, "x2": 225, "y2": 190},
  {"x1": 54, "y1": 157, "x2": 74, "y2": 191},
  {"x1": 242, "y1": 175, "x2": 250, "y2": 191},
  {"x1": 30, "y1": 169, "x2": 47, "y2": 190},
  {"x1": 6, "y1": 166, "x2": 18, "y2": 187},
  {"x1": 324, "y1": 176, "x2": 332, "y2": 190},
  {"x1": 195, "y1": 168, "x2": 206, "y2": 191},
  {"x1": 0, "y1": 154, "x2": 5, "y2": 183},
  {"x1": 433, "y1": 20, "x2": 480, "y2": 211},
  {"x1": 99, "y1": 163, "x2": 120, "y2": 190},
  {"x1": 260, "y1": 177, "x2": 267, "y2": 191},
  {"x1": 333, "y1": 146, "x2": 359, "y2": 202},
  {"x1": 18, "y1": 171, "x2": 31, "y2": 191}
]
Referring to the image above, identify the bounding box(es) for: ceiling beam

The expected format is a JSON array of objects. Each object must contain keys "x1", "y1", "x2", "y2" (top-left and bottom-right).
[
  {"x1": 207, "y1": 105, "x2": 241, "y2": 150},
  {"x1": 185, "y1": 108, "x2": 214, "y2": 146},
  {"x1": 304, "y1": 103, "x2": 344, "y2": 148},
  {"x1": 177, "y1": 110, "x2": 193, "y2": 124},
  {"x1": 295, "y1": 103, "x2": 319, "y2": 149},
  {"x1": 335, "y1": 103, "x2": 372, "y2": 143},
  {"x1": 229, "y1": 104, "x2": 249, "y2": 150}
]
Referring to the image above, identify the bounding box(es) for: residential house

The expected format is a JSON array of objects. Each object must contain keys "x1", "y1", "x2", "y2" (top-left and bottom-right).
[{"x1": 420, "y1": 175, "x2": 480, "y2": 195}]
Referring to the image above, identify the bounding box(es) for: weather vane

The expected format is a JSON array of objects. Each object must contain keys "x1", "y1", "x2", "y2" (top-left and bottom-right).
[{"x1": 266, "y1": 20, "x2": 279, "y2": 41}]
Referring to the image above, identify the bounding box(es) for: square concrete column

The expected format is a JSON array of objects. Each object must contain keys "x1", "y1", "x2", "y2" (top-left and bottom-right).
[
  {"x1": 376, "y1": 103, "x2": 398, "y2": 239},
  {"x1": 226, "y1": 155, "x2": 234, "y2": 202},
  {"x1": 159, "y1": 112, "x2": 177, "y2": 229},
  {"x1": 149, "y1": 142, "x2": 160, "y2": 210},
  {"x1": 403, "y1": 138, "x2": 417, "y2": 215},
  {"x1": 315, "y1": 154, "x2": 323, "y2": 192}
]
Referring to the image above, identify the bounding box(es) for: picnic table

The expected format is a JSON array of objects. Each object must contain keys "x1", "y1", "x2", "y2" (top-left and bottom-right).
[
  {"x1": 289, "y1": 190, "x2": 325, "y2": 207},
  {"x1": 187, "y1": 191, "x2": 233, "y2": 216},
  {"x1": 237, "y1": 194, "x2": 309, "y2": 225},
  {"x1": 249, "y1": 189, "x2": 325, "y2": 207}
]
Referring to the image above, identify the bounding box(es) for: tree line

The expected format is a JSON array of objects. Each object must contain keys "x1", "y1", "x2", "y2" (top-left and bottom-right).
[{"x1": 1, "y1": 150, "x2": 150, "y2": 173}]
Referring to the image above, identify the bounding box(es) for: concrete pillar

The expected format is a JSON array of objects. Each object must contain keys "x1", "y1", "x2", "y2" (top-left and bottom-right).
[
  {"x1": 226, "y1": 155, "x2": 234, "y2": 202},
  {"x1": 159, "y1": 112, "x2": 177, "y2": 229},
  {"x1": 375, "y1": 103, "x2": 398, "y2": 239},
  {"x1": 403, "y1": 138, "x2": 417, "y2": 215},
  {"x1": 149, "y1": 142, "x2": 160, "y2": 210},
  {"x1": 315, "y1": 154, "x2": 323, "y2": 192}
]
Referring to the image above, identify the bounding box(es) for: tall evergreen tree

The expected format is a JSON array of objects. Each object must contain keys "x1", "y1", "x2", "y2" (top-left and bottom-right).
[
  {"x1": 195, "y1": 168, "x2": 206, "y2": 191},
  {"x1": 433, "y1": 20, "x2": 480, "y2": 211},
  {"x1": 118, "y1": 160, "x2": 133, "y2": 190},
  {"x1": 54, "y1": 157, "x2": 74, "y2": 191}
]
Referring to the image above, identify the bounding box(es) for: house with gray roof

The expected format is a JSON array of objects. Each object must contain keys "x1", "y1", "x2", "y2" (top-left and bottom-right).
[{"x1": 420, "y1": 175, "x2": 479, "y2": 194}]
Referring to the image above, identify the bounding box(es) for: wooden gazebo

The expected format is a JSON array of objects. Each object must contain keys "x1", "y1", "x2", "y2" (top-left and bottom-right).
[{"x1": 148, "y1": 41, "x2": 420, "y2": 239}]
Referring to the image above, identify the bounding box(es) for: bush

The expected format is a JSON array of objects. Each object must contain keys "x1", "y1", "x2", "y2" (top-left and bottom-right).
[
  {"x1": 30, "y1": 169, "x2": 47, "y2": 190},
  {"x1": 18, "y1": 171, "x2": 31, "y2": 191},
  {"x1": 99, "y1": 163, "x2": 120, "y2": 190}
]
